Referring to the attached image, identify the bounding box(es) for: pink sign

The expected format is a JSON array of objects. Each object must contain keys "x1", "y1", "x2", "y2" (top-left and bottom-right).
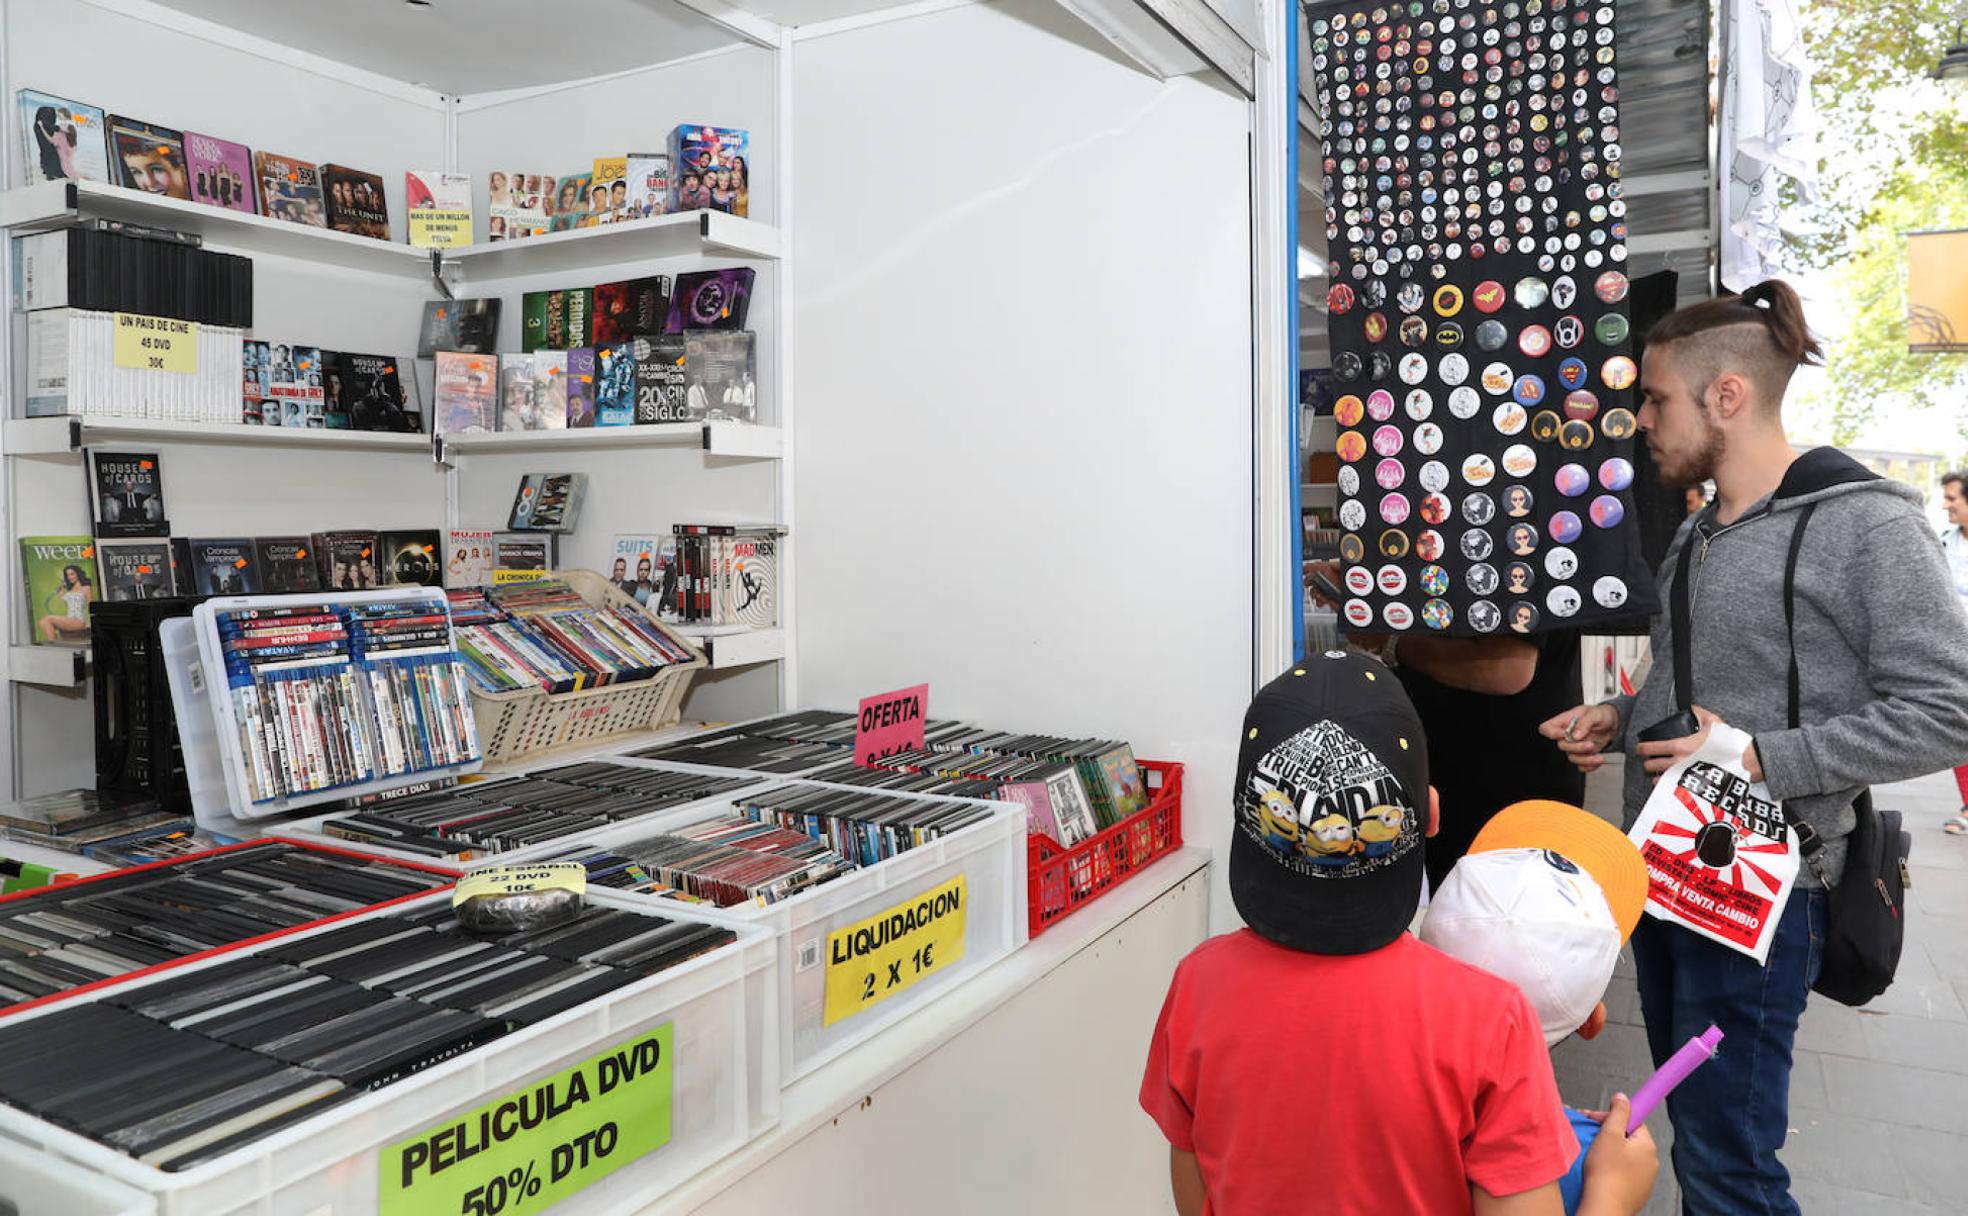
[{"x1": 855, "y1": 684, "x2": 928, "y2": 766}]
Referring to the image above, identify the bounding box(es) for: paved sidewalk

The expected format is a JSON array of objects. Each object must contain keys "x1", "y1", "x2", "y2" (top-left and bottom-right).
[{"x1": 1556, "y1": 760, "x2": 1968, "y2": 1214}]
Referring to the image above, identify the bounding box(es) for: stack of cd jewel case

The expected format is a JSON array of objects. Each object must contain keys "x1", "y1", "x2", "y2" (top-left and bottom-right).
[
  {"x1": 214, "y1": 594, "x2": 479, "y2": 805},
  {"x1": 0, "y1": 841, "x2": 448, "y2": 1008},
  {"x1": 312, "y1": 762, "x2": 756, "y2": 861},
  {"x1": 532, "y1": 785, "x2": 997, "y2": 907},
  {"x1": 0, "y1": 899, "x2": 736, "y2": 1172},
  {"x1": 447, "y1": 580, "x2": 695, "y2": 696}
]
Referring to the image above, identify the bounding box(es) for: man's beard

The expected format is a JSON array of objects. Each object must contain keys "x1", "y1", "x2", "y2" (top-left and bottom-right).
[{"x1": 1652, "y1": 415, "x2": 1725, "y2": 488}]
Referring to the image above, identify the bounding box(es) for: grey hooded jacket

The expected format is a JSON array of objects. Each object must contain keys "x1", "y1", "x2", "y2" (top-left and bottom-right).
[{"x1": 1605, "y1": 447, "x2": 1968, "y2": 886}]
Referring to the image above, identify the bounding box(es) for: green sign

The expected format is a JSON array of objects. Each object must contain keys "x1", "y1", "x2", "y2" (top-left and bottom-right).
[{"x1": 380, "y1": 1024, "x2": 673, "y2": 1216}]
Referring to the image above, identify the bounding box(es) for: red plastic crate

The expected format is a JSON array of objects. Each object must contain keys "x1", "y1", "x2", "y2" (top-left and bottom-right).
[{"x1": 1028, "y1": 760, "x2": 1183, "y2": 938}]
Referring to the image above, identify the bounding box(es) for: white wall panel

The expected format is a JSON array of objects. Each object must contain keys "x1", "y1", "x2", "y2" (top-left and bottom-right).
[{"x1": 790, "y1": 0, "x2": 1254, "y2": 927}]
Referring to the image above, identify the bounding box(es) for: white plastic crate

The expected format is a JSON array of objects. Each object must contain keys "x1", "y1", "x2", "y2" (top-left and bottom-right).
[
  {"x1": 0, "y1": 1133, "x2": 152, "y2": 1216},
  {"x1": 496, "y1": 777, "x2": 1030, "y2": 1082},
  {"x1": 0, "y1": 888, "x2": 777, "y2": 1216}
]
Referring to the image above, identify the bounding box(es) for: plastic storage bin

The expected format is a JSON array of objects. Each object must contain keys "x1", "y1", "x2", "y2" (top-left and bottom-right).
[
  {"x1": 526, "y1": 769, "x2": 1029, "y2": 1082},
  {"x1": 468, "y1": 570, "x2": 707, "y2": 767},
  {"x1": 0, "y1": 1132, "x2": 153, "y2": 1216},
  {"x1": 0, "y1": 887, "x2": 778, "y2": 1216},
  {"x1": 1028, "y1": 760, "x2": 1184, "y2": 938}
]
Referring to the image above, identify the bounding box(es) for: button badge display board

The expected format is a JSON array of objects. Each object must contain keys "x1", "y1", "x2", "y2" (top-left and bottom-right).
[{"x1": 1309, "y1": 0, "x2": 1657, "y2": 636}]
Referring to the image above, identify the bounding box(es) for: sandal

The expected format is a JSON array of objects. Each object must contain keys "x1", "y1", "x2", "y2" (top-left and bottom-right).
[{"x1": 1945, "y1": 815, "x2": 1968, "y2": 836}]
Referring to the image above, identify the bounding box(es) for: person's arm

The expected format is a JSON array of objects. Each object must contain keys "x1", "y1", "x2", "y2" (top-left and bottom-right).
[
  {"x1": 1752, "y1": 507, "x2": 1968, "y2": 800},
  {"x1": 1471, "y1": 1182, "x2": 1563, "y2": 1215},
  {"x1": 1396, "y1": 636, "x2": 1539, "y2": 695},
  {"x1": 1170, "y1": 1147, "x2": 1206, "y2": 1216},
  {"x1": 1576, "y1": 1094, "x2": 1658, "y2": 1215}
]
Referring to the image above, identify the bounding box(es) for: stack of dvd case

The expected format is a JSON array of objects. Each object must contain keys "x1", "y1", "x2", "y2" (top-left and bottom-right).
[
  {"x1": 448, "y1": 580, "x2": 695, "y2": 695},
  {"x1": 0, "y1": 840, "x2": 448, "y2": 1008},
  {"x1": 309, "y1": 763, "x2": 755, "y2": 862},
  {"x1": 0, "y1": 899, "x2": 735, "y2": 1172}
]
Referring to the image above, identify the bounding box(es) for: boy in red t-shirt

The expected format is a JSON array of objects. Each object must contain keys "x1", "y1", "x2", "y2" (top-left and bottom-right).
[{"x1": 1139, "y1": 652, "x2": 1657, "y2": 1216}]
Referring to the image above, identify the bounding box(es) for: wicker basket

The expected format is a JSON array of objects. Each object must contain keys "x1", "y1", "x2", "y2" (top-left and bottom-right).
[{"x1": 467, "y1": 569, "x2": 706, "y2": 765}]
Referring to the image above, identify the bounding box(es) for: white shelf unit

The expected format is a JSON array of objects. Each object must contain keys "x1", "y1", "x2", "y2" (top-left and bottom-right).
[
  {"x1": 673, "y1": 625, "x2": 788, "y2": 669},
  {"x1": 7, "y1": 644, "x2": 85, "y2": 689},
  {"x1": 436, "y1": 420, "x2": 781, "y2": 461},
  {"x1": 4, "y1": 415, "x2": 434, "y2": 459}
]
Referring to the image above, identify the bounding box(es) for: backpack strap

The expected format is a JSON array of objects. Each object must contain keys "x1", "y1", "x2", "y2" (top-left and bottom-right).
[
  {"x1": 1667, "y1": 514, "x2": 1705, "y2": 713},
  {"x1": 1780, "y1": 502, "x2": 1829, "y2": 863}
]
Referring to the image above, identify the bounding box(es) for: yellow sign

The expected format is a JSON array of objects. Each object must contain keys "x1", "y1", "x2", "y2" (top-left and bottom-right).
[
  {"x1": 112, "y1": 313, "x2": 197, "y2": 373},
  {"x1": 454, "y1": 861, "x2": 586, "y2": 906},
  {"x1": 410, "y1": 209, "x2": 473, "y2": 248},
  {"x1": 1907, "y1": 230, "x2": 1968, "y2": 352},
  {"x1": 823, "y1": 874, "x2": 967, "y2": 1026},
  {"x1": 379, "y1": 1026, "x2": 672, "y2": 1216}
]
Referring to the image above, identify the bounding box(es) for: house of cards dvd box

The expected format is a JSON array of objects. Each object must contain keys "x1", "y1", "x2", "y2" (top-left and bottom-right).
[{"x1": 0, "y1": 887, "x2": 777, "y2": 1214}]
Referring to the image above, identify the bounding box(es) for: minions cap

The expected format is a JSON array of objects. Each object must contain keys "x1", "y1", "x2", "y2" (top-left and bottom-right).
[{"x1": 1229, "y1": 650, "x2": 1430, "y2": 955}]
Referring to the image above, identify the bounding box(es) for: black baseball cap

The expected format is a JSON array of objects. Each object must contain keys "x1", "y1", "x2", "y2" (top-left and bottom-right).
[{"x1": 1230, "y1": 650, "x2": 1430, "y2": 955}]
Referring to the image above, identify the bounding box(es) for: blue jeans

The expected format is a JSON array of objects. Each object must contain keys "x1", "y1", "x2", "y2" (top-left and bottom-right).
[{"x1": 1630, "y1": 887, "x2": 1826, "y2": 1216}]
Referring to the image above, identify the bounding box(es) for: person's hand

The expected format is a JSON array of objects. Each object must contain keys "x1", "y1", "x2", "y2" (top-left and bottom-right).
[
  {"x1": 1538, "y1": 703, "x2": 1620, "y2": 773},
  {"x1": 1634, "y1": 705, "x2": 1720, "y2": 779},
  {"x1": 1578, "y1": 1094, "x2": 1658, "y2": 1215}
]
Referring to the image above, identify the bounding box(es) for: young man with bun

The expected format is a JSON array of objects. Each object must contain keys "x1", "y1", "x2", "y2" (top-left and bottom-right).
[
  {"x1": 1140, "y1": 652, "x2": 1657, "y2": 1215},
  {"x1": 1540, "y1": 280, "x2": 1968, "y2": 1214}
]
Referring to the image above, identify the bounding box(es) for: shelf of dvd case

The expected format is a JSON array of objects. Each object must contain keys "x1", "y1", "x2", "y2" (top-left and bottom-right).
[
  {"x1": 672, "y1": 626, "x2": 787, "y2": 669},
  {"x1": 7, "y1": 644, "x2": 86, "y2": 688},
  {"x1": 0, "y1": 180, "x2": 436, "y2": 281},
  {"x1": 435, "y1": 419, "x2": 781, "y2": 461},
  {"x1": 3, "y1": 416, "x2": 432, "y2": 460},
  {"x1": 0, "y1": 834, "x2": 113, "y2": 879},
  {"x1": 443, "y1": 208, "x2": 781, "y2": 278}
]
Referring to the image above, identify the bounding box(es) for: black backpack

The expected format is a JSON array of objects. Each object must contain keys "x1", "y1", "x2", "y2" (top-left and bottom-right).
[{"x1": 1669, "y1": 501, "x2": 1912, "y2": 1006}]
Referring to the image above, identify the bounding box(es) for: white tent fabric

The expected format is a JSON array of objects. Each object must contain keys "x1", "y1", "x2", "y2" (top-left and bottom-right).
[{"x1": 1719, "y1": 0, "x2": 1820, "y2": 288}]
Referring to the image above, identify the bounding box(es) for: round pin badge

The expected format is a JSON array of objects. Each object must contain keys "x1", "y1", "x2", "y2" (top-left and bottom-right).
[
  {"x1": 1417, "y1": 529, "x2": 1446, "y2": 562},
  {"x1": 1334, "y1": 351, "x2": 1363, "y2": 382},
  {"x1": 1508, "y1": 600, "x2": 1541, "y2": 633},
  {"x1": 1340, "y1": 532, "x2": 1365, "y2": 562},
  {"x1": 1378, "y1": 528, "x2": 1411, "y2": 558},
  {"x1": 1564, "y1": 388, "x2": 1600, "y2": 420},
  {"x1": 1518, "y1": 324, "x2": 1553, "y2": 357},
  {"x1": 1460, "y1": 527, "x2": 1496, "y2": 561},
  {"x1": 1590, "y1": 494, "x2": 1625, "y2": 528},
  {"x1": 1514, "y1": 276, "x2": 1550, "y2": 309},
  {"x1": 1559, "y1": 419, "x2": 1596, "y2": 451},
  {"x1": 1544, "y1": 545, "x2": 1578, "y2": 579},
  {"x1": 1502, "y1": 443, "x2": 1538, "y2": 478},
  {"x1": 1462, "y1": 491, "x2": 1497, "y2": 525},
  {"x1": 1530, "y1": 410, "x2": 1562, "y2": 442},
  {"x1": 1345, "y1": 599, "x2": 1375, "y2": 628},
  {"x1": 1398, "y1": 281, "x2": 1427, "y2": 313},
  {"x1": 1339, "y1": 498, "x2": 1368, "y2": 531},
  {"x1": 1433, "y1": 283, "x2": 1464, "y2": 316},
  {"x1": 1330, "y1": 283, "x2": 1357, "y2": 314},
  {"x1": 1444, "y1": 388, "x2": 1479, "y2": 427},
  {"x1": 1335, "y1": 394, "x2": 1366, "y2": 426},
  {"x1": 1382, "y1": 493, "x2": 1414, "y2": 526},
  {"x1": 1493, "y1": 401, "x2": 1529, "y2": 436},
  {"x1": 1377, "y1": 564, "x2": 1409, "y2": 596},
  {"x1": 1546, "y1": 585, "x2": 1582, "y2": 618},
  {"x1": 1467, "y1": 561, "x2": 1500, "y2": 595},
  {"x1": 1400, "y1": 315, "x2": 1429, "y2": 347},
  {"x1": 1602, "y1": 408, "x2": 1637, "y2": 440},
  {"x1": 1598, "y1": 457, "x2": 1634, "y2": 491},
  {"x1": 1372, "y1": 353, "x2": 1395, "y2": 383},
  {"x1": 1384, "y1": 601, "x2": 1416, "y2": 631},
  {"x1": 1420, "y1": 564, "x2": 1451, "y2": 596},
  {"x1": 1400, "y1": 352, "x2": 1430, "y2": 384},
  {"x1": 1344, "y1": 565, "x2": 1375, "y2": 596},
  {"x1": 1463, "y1": 453, "x2": 1497, "y2": 486},
  {"x1": 1374, "y1": 426, "x2": 1407, "y2": 459},
  {"x1": 1338, "y1": 465, "x2": 1361, "y2": 496},
  {"x1": 1469, "y1": 599, "x2": 1503, "y2": 633},
  {"x1": 1552, "y1": 274, "x2": 1578, "y2": 308},
  {"x1": 1553, "y1": 314, "x2": 1584, "y2": 349},
  {"x1": 1435, "y1": 322, "x2": 1465, "y2": 348},
  {"x1": 1364, "y1": 311, "x2": 1390, "y2": 343},
  {"x1": 1600, "y1": 355, "x2": 1637, "y2": 390},
  {"x1": 1375, "y1": 457, "x2": 1406, "y2": 490},
  {"x1": 1337, "y1": 430, "x2": 1368, "y2": 462},
  {"x1": 1414, "y1": 423, "x2": 1445, "y2": 454},
  {"x1": 1422, "y1": 598, "x2": 1454, "y2": 630},
  {"x1": 1419, "y1": 460, "x2": 1451, "y2": 492},
  {"x1": 1592, "y1": 575, "x2": 1628, "y2": 609},
  {"x1": 1512, "y1": 374, "x2": 1547, "y2": 407},
  {"x1": 1367, "y1": 388, "x2": 1398, "y2": 420},
  {"x1": 1505, "y1": 561, "x2": 1535, "y2": 595},
  {"x1": 1472, "y1": 279, "x2": 1507, "y2": 313},
  {"x1": 1554, "y1": 463, "x2": 1590, "y2": 496},
  {"x1": 1418, "y1": 493, "x2": 1450, "y2": 526},
  {"x1": 1507, "y1": 521, "x2": 1540, "y2": 557},
  {"x1": 1557, "y1": 357, "x2": 1589, "y2": 390},
  {"x1": 1439, "y1": 352, "x2": 1470, "y2": 385},
  {"x1": 1475, "y1": 318, "x2": 1509, "y2": 350},
  {"x1": 1399, "y1": 391, "x2": 1433, "y2": 425},
  {"x1": 1482, "y1": 361, "x2": 1515, "y2": 394},
  {"x1": 1548, "y1": 511, "x2": 1583, "y2": 544},
  {"x1": 1595, "y1": 313, "x2": 1629, "y2": 345},
  {"x1": 1593, "y1": 270, "x2": 1628, "y2": 303}
]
